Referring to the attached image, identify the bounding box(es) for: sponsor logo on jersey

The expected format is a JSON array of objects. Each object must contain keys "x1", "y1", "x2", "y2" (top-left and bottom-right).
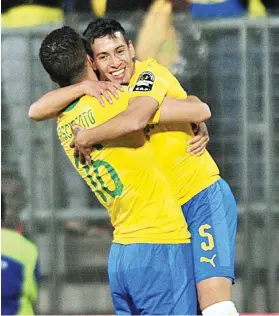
[{"x1": 133, "y1": 71, "x2": 155, "y2": 92}]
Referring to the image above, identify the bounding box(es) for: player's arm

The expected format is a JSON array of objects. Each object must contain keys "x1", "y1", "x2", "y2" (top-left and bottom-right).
[
  {"x1": 159, "y1": 95, "x2": 211, "y2": 123},
  {"x1": 133, "y1": 61, "x2": 210, "y2": 124},
  {"x1": 28, "y1": 80, "x2": 123, "y2": 121},
  {"x1": 73, "y1": 63, "x2": 207, "y2": 148},
  {"x1": 73, "y1": 66, "x2": 169, "y2": 147},
  {"x1": 73, "y1": 96, "x2": 159, "y2": 147},
  {"x1": 75, "y1": 93, "x2": 209, "y2": 149}
]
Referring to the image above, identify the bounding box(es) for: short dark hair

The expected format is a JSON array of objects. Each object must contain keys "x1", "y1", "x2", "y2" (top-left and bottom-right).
[
  {"x1": 83, "y1": 18, "x2": 129, "y2": 46},
  {"x1": 39, "y1": 26, "x2": 89, "y2": 87}
]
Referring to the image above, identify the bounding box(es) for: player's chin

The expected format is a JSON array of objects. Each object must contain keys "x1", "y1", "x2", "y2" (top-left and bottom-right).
[{"x1": 121, "y1": 73, "x2": 132, "y2": 85}]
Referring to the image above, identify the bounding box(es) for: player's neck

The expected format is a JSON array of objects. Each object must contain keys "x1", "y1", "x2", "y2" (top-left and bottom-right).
[{"x1": 73, "y1": 64, "x2": 97, "y2": 84}]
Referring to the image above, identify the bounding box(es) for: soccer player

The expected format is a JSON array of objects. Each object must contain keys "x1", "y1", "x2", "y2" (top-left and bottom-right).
[
  {"x1": 29, "y1": 19, "x2": 238, "y2": 316},
  {"x1": 80, "y1": 18, "x2": 238, "y2": 316},
  {"x1": 1, "y1": 192, "x2": 40, "y2": 315},
  {"x1": 34, "y1": 26, "x2": 211, "y2": 315}
]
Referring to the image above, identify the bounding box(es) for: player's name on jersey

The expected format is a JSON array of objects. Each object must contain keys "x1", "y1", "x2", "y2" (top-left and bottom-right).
[{"x1": 58, "y1": 108, "x2": 96, "y2": 143}]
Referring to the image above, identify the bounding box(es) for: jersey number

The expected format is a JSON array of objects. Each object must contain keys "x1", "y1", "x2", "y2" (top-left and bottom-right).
[
  {"x1": 83, "y1": 160, "x2": 124, "y2": 203},
  {"x1": 199, "y1": 224, "x2": 215, "y2": 251}
]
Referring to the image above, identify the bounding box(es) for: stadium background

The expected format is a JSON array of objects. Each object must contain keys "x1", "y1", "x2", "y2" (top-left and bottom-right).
[{"x1": 1, "y1": 1, "x2": 279, "y2": 314}]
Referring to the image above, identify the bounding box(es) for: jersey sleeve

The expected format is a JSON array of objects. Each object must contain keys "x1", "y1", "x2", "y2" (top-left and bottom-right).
[
  {"x1": 130, "y1": 61, "x2": 170, "y2": 105},
  {"x1": 166, "y1": 71, "x2": 188, "y2": 100},
  {"x1": 153, "y1": 61, "x2": 188, "y2": 100},
  {"x1": 130, "y1": 59, "x2": 188, "y2": 112}
]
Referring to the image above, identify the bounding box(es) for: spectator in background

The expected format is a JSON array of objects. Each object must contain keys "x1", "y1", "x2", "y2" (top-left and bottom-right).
[
  {"x1": 136, "y1": 0, "x2": 179, "y2": 70},
  {"x1": 239, "y1": 0, "x2": 270, "y2": 17},
  {"x1": 1, "y1": 169, "x2": 27, "y2": 233},
  {"x1": 136, "y1": 0, "x2": 208, "y2": 81},
  {"x1": 188, "y1": 0, "x2": 267, "y2": 18},
  {"x1": 188, "y1": 0, "x2": 245, "y2": 19},
  {"x1": 1, "y1": 192, "x2": 40, "y2": 315},
  {"x1": 1, "y1": 0, "x2": 63, "y2": 28},
  {"x1": 2, "y1": 0, "x2": 65, "y2": 215},
  {"x1": 74, "y1": 0, "x2": 152, "y2": 16}
]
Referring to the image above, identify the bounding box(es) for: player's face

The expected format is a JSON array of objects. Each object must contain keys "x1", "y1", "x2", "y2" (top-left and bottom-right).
[{"x1": 91, "y1": 33, "x2": 135, "y2": 85}]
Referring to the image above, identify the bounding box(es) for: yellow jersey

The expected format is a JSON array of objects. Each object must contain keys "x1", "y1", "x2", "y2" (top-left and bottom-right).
[
  {"x1": 57, "y1": 89, "x2": 190, "y2": 244},
  {"x1": 2, "y1": 5, "x2": 63, "y2": 28},
  {"x1": 129, "y1": 59, "x2": 220, "y2": 205}
]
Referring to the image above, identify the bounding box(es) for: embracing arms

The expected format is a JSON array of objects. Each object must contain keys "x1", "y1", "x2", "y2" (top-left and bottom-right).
[
  {"x1": 72, "y1": 94, "x2": 210, "y2": 147},
  {"x1": 28, "y1": 80, "x2": 123, "y2": 121}
]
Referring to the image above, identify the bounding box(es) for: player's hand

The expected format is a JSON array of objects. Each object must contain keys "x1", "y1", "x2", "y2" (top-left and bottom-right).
[
  {"x1": 80, "y1": 80, "x2": 123, "y2": 106},
  {"x1": 187, "y1": 122, "x2": 209, "y2": 156},
  {"x1": 70, "y1": 125, "x2": 93, "y2": 165}
]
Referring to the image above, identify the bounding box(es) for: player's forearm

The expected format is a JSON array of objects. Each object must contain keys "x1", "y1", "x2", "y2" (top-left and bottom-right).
[
  {"x1": 75, "y1": 96, "x2": 159, "y2": 147},
  {"x1": 28, "y1": 83, "x2": 85, "y2": 121},
  {"x1": 159, "y1": 96, "x2": 211, "y2": 123},
  {"x1": 75, "y1": 113, "x2": 138, "y2": 146}
]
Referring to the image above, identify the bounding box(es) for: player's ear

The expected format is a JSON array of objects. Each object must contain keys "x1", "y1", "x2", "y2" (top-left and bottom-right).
[
  {"x1": 86, "y1": 54, "x2": 98, "y2": 71},
  {"x1": 86, "y1": 54, "x2": 94, "y2": 67},
  {"x1": 92, "y1": 60, "x2": 98, "y2": 71},
  {"x1": 128, "y1": 40, "x2": 136, "y2": 61}
]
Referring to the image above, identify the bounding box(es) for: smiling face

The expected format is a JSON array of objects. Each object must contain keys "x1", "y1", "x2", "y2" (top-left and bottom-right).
[{"x1": 91, "y1": 32, "x2": 136, "y2": 85}]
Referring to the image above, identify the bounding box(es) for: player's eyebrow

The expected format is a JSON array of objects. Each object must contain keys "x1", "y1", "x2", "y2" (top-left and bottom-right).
[
  {"x1": 113, "y1": 44, "x2": 126, "y2": 53},
  {"x1": 115, "y1": 45, "x2": 126, "y2": 50},
  {"x1": 96, "y1": 45, "x2": 126, "y2": 58}
]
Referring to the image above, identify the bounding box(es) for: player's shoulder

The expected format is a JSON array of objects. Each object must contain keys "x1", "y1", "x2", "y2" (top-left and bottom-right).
[
  {"x1": 58, "y1": 96, "x2": 98, "y2": 119},
  {"x1": 141, "y1": 58, "x2": 172, "y2": 74},
  {"x1": 75, "y1": 95, "x2": 99, "y2": 109},
  {"x1": 136, "y1": 59, "x2": 177, "y2": 86},
  {"x1": 76, "y1": 92, "x2": 129, "y2": 109}
]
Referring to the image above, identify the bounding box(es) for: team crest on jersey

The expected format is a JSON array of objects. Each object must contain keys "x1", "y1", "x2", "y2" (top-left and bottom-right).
[{"x1": 133, "y1": 71, "x2": 155, "y2": 92}]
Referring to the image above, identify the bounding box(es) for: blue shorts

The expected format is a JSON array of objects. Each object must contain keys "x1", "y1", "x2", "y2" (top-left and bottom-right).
[
  {"x1": 108, "y1": 243, "x2": 197, "y2": 315},
  {"x1": 182, "y1": 178, "x2": 237, "y2": 284}
]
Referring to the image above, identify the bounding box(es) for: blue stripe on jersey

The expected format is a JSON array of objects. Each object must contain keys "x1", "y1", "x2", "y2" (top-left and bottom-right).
[{"x1": 1, "y1": 255, "x2": 23, "y2": 315}]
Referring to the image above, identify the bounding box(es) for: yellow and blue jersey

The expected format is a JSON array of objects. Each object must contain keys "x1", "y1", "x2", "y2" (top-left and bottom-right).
[
  {"x1": 1, "y1": 229, "x2": 39, "y2": 315},
  {"x1": 57, "y1": 88, "x2": 191, "y2": 244},
  {"x1": 129, "y1": 59, "x2": 220, "y2": 205}
]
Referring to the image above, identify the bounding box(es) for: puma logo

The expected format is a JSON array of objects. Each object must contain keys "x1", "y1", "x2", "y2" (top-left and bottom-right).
[{"x1": 200, "y1": 254, "x2": 216, "y2": 267}]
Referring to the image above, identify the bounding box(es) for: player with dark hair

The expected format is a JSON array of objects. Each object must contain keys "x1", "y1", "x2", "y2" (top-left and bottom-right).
[
  {"x1": 84, "y1": 18, "x2": 130, "y2": 46},
  {"x1": 30, "y1": 18, "x2": 238, "y2": 316},
  {"x1": 39, "y1": 26, "x2": 93, "y2": 88},
  {"x1": 33, "y1": 25, "x2": 212, "y2": 315},
  {"x1": 80, "y1": 18, "x2": 238, "y2": 316},
  {"x1": 1, "y1": 192, "x2": 40, "y2": 315}
]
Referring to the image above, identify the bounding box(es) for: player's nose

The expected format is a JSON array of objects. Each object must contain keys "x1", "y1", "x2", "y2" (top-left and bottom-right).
[{"x1": 110, "y1": 55, "x2": 121, "y2": 68}]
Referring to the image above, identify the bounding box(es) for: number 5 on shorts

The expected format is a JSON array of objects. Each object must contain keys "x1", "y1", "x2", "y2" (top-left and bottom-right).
[{"x1": 199, "y1": 224, "x2": 215, "y2": 251}]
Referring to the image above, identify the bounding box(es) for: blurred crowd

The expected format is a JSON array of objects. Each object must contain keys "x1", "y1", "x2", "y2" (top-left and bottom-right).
[
  {"x1": 2, "y1": 0, "x2": 279, "y2": 28},
  {"x1": 1, "y1": 0, "x2": 279, "y2": 73}
]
